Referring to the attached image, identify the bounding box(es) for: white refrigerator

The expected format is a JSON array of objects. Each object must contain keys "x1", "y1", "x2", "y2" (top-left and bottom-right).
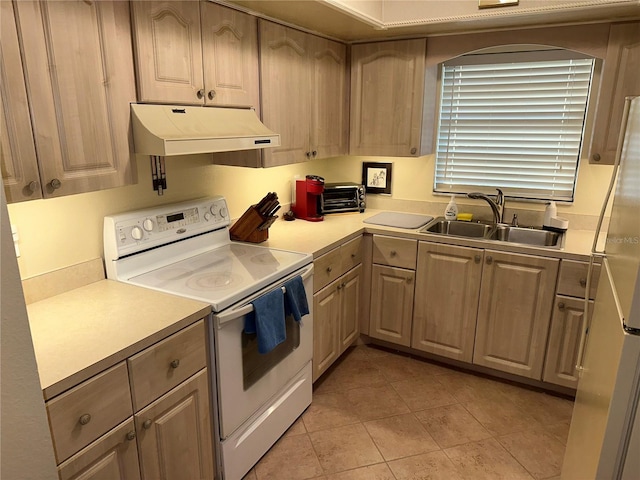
[{"x1": 562, "y1": 96, "x2": 640, "y2": 479}]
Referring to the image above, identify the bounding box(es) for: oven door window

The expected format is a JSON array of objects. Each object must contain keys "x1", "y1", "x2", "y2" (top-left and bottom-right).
[{"x1": 241, "y1": 313, "x2": 300, "y2": 390}]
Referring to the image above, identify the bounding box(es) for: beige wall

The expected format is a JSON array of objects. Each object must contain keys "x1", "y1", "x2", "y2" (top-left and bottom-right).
[{"x1": 7, "y1": 150, "x2": 612, "y2": 280}]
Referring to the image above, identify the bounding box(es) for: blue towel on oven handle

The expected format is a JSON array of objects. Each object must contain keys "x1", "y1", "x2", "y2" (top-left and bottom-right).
[
  {"x1": 283, "y1": 275, "x2": 309, "y2": 323},
  {"x1": 244, "y1": 288, "x2": 286, "y2": 354}
]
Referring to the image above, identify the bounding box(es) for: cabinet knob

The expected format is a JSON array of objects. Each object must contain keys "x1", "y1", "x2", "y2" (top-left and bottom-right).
[
  {"x1": 312, "y1": 150, "x2": 317, "y2": 157},
  {"x1": 306, "y1": 151, "x2": 312, "y2": 158},
  {"x1": 390, "y1": 250, "x2": 397, "y2": 257},
  {"x1": 351, "y1": 253, "x2": 356, "y2": 259},
  {"x1": 558, "y1": 302, "x2": 566, "y2": 310},
  {"x1": 170, "y1": 359, "x2": 180, "y2": 369},
  {"x1": 410, "y1": 147, "x2": 417, "y2": 155},
  {"x1": 197, "y1": 89, "x2": 204, "y2": 99},
  {"x1": 579, "y1": 278, "x2": 587, "y2": 287},
  {"x1": 142, "y1": 419, "x2": 153, "y2": 430},
  {"x1": 27, "y1": 180, "x2": 39, "y2": 194},
  {"x1": 486, "y1": 256, "x2": 493, "y2": 265},
  {"x1": 326, "y1": 266, "x2": 332, "y2": 273},
  {"x1": 208, "y1": 90, "x2": 216, "y2": 100},
  {"x1": 126, "y1": 430, "x2": 136, "y2": 441},
  {"x1": 49, "y1": 178, "x2": 62, "y2": 190},
  {"x1": 337, "y1": 284, "x2": 342, "y2": 290},
  {"x1": 406, "y1": 277, "x2": 413, "y2": 285},
  {"x1": 474, "y1": 254, "x2": 481, "y2": 264},
  {"x1": 79, "y1": 414, "x2": 91, "y2": 426},
  {"x1": 592, "y1": 153, "x2": 601, "y2": 162}
]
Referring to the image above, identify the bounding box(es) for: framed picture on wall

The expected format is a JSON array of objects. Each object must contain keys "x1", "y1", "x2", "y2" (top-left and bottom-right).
[{"x1": 362, "y1": 162, "x2": 392, "y2": 195}]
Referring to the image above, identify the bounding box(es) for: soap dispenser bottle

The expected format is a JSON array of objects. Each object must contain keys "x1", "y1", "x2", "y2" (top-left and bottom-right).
[
  {"x1": 445, "y1": 195, "x2": 458, "y2": 220},
  {"x1": 543, "y1": 201, "x2": 557, "y2": 227}
]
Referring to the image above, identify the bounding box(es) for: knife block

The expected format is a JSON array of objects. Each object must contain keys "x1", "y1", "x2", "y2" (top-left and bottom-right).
[{"x1": 230, "y1": 205, "x2": 273, "y2": 243}]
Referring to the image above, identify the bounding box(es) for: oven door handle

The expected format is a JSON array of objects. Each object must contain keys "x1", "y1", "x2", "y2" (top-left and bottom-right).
[{"x1": 214, "y1": 264, "x2": 313, "y2": 326}]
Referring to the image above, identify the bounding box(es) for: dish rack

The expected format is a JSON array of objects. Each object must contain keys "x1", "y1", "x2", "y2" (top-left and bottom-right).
[{"x1": 230, "y1": 193, "x2": 280, "y2": 243}]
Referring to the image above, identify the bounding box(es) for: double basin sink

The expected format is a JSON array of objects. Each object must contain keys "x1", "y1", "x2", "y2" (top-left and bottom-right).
[{"x1": 421, "y1": 217, "x2": 562, "y2": 248}]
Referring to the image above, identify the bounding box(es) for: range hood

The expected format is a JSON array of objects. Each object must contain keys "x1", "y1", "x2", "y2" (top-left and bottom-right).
[{"x1": 130, "y1": 104, "x2": 280, "y2": 156}]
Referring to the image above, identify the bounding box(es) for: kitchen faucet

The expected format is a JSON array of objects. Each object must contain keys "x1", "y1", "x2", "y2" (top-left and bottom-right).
[{"x1": 467, "y1": 188, "x2": 505, "y2": 224}]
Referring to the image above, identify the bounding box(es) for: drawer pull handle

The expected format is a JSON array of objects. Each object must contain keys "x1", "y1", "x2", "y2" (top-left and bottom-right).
[
  {"x1": 390, "y1": 250, "x2": 397, "y2": 257},
  {"x1": 326, "y1": 266, "x2": 332, "y2": 273},
  {"x1": 79, "y1": 414, "x2": 92, "y2": 426},
  {"x1": 558, "y1": 302, "x2": 566, "y2": 310},
  {"x1": 170, "y1": 359, "x2": 180, "y2": 369},
  {"x1": 126, "y1": 430, "x2": 136, "y2": 441},
  {"x1": 142, "y1": 419, "x2": 153, "y2": 430},
  {"x1": 579, "y1": 278, "x2": 587, "y2": 287}
]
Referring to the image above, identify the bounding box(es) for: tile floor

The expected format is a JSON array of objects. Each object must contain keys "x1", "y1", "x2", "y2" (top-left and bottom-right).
[{"x1": 242, "y1": 345, "x2": 574, "y2": 480}]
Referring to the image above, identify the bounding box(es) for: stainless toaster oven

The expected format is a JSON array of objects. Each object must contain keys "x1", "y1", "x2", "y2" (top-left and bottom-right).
[{"x1": 321, "y1": 182, "x2": 365, "y2": 214}]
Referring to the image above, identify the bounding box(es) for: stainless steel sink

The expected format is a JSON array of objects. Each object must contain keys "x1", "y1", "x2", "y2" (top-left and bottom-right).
[
  {"x1": 488, "y1": 225, "x2": 561, "y2": 247},
  {"x1": 422, "y1": 219, "x2": 493, "y2": 238},
  {"x1": 420, "y1": 217, "x2": 562, "y2": 248}
]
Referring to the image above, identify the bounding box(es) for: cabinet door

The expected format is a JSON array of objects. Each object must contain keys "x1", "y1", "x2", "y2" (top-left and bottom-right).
[
  {"x1": 543, "y1": 296, "x2": 592, "y2": 389},
  {"x1": 309, "y1": 35, "x2": 348, "y2": 159},
  {"x1": 0, "y1": 1, "x2": 41, "y2": 202},
  {"x1": 474, "y1": 251, "x2": 559, "y2": 379},
  {"x1": 369, "y1": 264, "x2": 415, "y2": 347},
  {"x1": 131, "y1": 1, "x2": 204, "y2": 105},
  {"x1": 313, "y1": 280, "x2": 341, "y2": 381},
  {"x1": 350, "y1": 39, "x2": 426, "y2": 157},
  {"x1": 16, "y1": 0, "x2": 136, "y2": 198},
  {"x1": 260, "y1": 20, "x2": 311, "y2": 167},
  {"x1": 136, "y1": 369, "x2": 214, "y2": 480},
  {"x1": 57, "y1": 419, "x2": 140, "y2": 480},
  {"x1": 589, "y1": 21, "x2": 640, "y2": 164},
  {"x1": 412, "y1": 243, "x2": 483, "y2": 363},
  {"x1": 340, "y1": 265, "x2": 362, "y2": 353},
  {"x1": 201, "y1": 2, "x2": 259, "y2": 110}
]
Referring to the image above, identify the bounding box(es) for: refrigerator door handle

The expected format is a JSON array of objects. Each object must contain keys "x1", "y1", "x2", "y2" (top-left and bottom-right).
[{"x1": 576, "y1": 252, "x2": 605, "y2": 374}]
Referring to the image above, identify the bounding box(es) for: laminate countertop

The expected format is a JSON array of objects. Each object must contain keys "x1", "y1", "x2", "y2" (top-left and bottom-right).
[{"x1": 27, "y1": 280, "x2": 210, "y2": 400}]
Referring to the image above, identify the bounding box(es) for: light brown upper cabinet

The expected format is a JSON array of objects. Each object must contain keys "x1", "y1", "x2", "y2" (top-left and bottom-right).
[
  {"x1": 131, "y1": 1, "x2": 260, "y2": 110},
  {"x1": 1, "y1": 1, "x2": 41, "y2": 202},
  {"x1": 6, "y1": 0, "x2": 137, "y2": 201},
  {"x1": 350, "y1": 39, "x2": 426, "y2": 157},
  {"x1": 260, "y1": 20, "x2": 348, "y2": 167},
  {"x1": 589, "y1": 21, "x2": 640, "y2": 164}
]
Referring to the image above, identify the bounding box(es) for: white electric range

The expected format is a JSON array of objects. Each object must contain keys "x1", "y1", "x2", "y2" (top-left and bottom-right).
[{"x1": 104, "y1": 197, "x2": 314, "y2": 480}]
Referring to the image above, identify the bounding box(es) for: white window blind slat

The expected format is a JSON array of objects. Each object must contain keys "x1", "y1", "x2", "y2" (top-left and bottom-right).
[{"x1": 435, "y1": 53, "x2": 594, "y2": 202}]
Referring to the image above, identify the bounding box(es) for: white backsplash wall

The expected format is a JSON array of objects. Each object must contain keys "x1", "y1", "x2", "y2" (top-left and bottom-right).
[{"x1": 8, "y1": 151, "x2": 613, "y2": 280}]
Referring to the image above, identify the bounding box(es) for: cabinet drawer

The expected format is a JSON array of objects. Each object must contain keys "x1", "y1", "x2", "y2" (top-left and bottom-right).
[
  {"x1": 557, "y1": 260, "x2": 600, "y2": 299},
  {"x1": 47, "y1": 362, "x2": 132, "y2": 464},
  {"x1": 128, "y1": 320, "x2": 207, "y2": 411},
  {"x1": 314, "y1": 247, "x2": 342, "y2": 293},
  {"x1": 341, "y1": 236, "x2": 363, "y2": 273},
  {"x1": 372, "y1": 235, "x2": 417, "y2": 269}
]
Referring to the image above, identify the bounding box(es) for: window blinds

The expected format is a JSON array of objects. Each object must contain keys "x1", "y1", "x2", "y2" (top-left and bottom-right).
[{"x1": 434, "y1": 51, "x2": 594, "y2": 202}]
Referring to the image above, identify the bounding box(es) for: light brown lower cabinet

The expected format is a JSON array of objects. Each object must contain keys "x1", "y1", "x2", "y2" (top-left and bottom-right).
[
  {"x1": 136, "y1": 369, "x2": 214, "y2": 480},
  {"x1": 412, "y1": 242, "x2": 483, "y2": 362},
  {"x1": 543, "y1": 295, "x2": 593, "y2": 388},
  {"x1": 313, "y1": 265, "x2": 362, "y2": 381},
  {"x1": 369, "y1": 264, "x2": 415, "y2": 347},
  {"x1": 57, "y1": 419, "x2": 140, "y2": 480},
  {"x1": 473, "y1": 250, "x2": 559, "y2": 379}
]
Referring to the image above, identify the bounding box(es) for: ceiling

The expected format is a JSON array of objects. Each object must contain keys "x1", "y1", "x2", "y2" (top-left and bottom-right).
[{"x1": 222, "y1": 0, "x2": 640, "y2": 42}]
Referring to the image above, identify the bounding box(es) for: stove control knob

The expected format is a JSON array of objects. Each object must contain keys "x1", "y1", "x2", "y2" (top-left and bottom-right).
[
  {"x1": 209, "y1": 205, "x2": 218, "y2": 217},
  {"x1": 142, "y1": 218, "x2": 154, "y2": 232},
  {"x1": 204, "y1": 212, "x2": 211, "y2": 221},
  {"x1": 131, "y1": 226, "x2": 144, "y2": 241},
  {"x1": 219, "y1": 207, "x2": 228, "y2": 219}
]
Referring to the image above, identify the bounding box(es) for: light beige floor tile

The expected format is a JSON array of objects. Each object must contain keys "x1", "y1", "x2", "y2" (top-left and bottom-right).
[
  {"x1": 313, "y1": 355, "x2": 387, "y2": 394},
  {"x1": 539, "y1": 421, "x2": 571, "y2": 446},
  {"x1": 254, "y1": 434, "x2": 323, "y2": 480},
  {"x1": 415, "y1": 404, "x2": 492, "y2": 448},
  {"x1": 444, "y1": 437, "x2": 534, "y2": 479},
  {"x1": 497, "y1": 429, "x2": 565, "y2": 479},
  {"x1": 507, "y1": 389, "x2": 574, "y2": 426},
  {"x1": 436, "y1": 372, "x2": 513, "y2": 404},
  {"x1": 308, "y1": 423, "x2": 384, "y2": 474},
  {"x1": 344, "y1": 384, "x2": 411, "y2": 421},
  {"x1": 302, "y1": 391, "x2": 361, "y2": 432},
  {"x1": 242, "y1": 468, "x2": 257, "y2": 480},
  {"x1": 462, "y1": 396, "x2": 541, "y2": 436},
  {"x1": 375, "y1": 353, "x2": 450, "y2": 382},
  {"x1": 364, "y1": 413, "x2": 439, "y2": 461},
  {"x1": 284, "y1": 416, "x2": 308, "y2": 437},
  {"x1": 388, "y1": 451, "x2": 465, "y2": 480},
  {"x1": 324, "y1": 463, "x2": 395, "y2": 480},
  {"x1": 391, "y1": 375, "x2": 457, "y2": 411}
]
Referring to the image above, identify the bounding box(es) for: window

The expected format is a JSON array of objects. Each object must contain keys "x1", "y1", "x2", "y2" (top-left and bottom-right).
[{"x1": 434, "y1": 48, "x2": 595, "y2": 202}]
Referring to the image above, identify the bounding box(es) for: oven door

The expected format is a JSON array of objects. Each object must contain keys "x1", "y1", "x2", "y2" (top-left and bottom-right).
[{"x1": 212, "y1": 264, "x2": 313, "y2": 439}]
